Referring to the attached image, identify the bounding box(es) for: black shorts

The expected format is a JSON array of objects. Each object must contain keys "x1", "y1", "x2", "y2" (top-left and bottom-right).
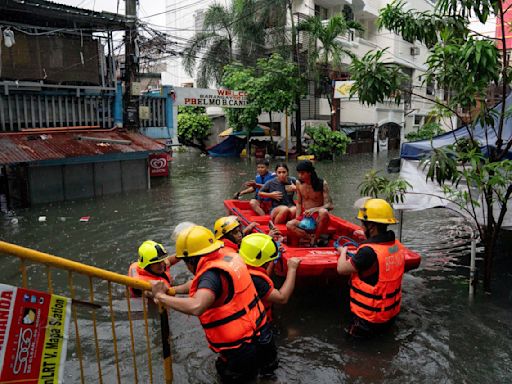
[{"x1": 216, "y1": 342, "x2": 259, "y2": 383}]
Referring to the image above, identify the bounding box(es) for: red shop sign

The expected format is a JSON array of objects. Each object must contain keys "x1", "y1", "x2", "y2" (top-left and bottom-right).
[{"x1": 149, "y1": 153, "x2": 169, "y2": 177}]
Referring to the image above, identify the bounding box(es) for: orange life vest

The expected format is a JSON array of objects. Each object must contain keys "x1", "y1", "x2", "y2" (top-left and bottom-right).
[
  {"x1": 220, "y1": 238, "x2": 239, "y2": 251},
  {"x1": 128, "y1": 262, "x2": 172, "y2": 297},
  {"x1": 349, "y1": 241, "x2": 405, "y2": 323},
  {"x1": 190, "y1": 250, "x2": 267, "y2": 353},
  {"x1": 247, "y1": 265, "x2": 274, "y2": 322}
]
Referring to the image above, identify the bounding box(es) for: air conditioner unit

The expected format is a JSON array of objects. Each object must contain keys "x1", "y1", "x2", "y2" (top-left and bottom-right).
[{"x1": 410, "y1": 46, "x2": 420, "y2": 56}]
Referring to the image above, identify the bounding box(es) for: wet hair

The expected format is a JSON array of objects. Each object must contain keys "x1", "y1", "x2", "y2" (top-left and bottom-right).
[
  {"x1": 275, "y1": 162, "x2": 289, "y2": 172},
  {"x1": 257, "y1": 159, "x2": 270, "y2": 167},
  {"x1": 296, "y1": 162, "x2": 323, "y2": 192}
]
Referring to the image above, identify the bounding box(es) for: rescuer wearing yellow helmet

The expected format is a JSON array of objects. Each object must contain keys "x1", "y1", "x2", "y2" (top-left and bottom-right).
[
  {"x1": 151, "y1": 225, "x2": 269, "y2": 382},
  {"x1": 239, "y1": 233, "x2": 301, "y2": 375},
  {"x1": 214, "y1": 216, "x2": 282, "y2": 252},
  {"x1": 336, "y1": 198, "x2": 405, "y2": 339},
  {"x1": 128, "y1": 240, "x2": 173, "y2": 298}
]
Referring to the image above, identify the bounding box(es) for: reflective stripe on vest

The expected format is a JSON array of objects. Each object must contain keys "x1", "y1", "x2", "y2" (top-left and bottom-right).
[
  {"x1": 190, "y1": 250, "x2": 267, "y2": 352},
  {"x1": 128, "y1": 262, "x2": 172, "y2": 297},
  {"x1": 349, "y1": 241, "x2": 405, "y2": 323},
  {"x1": 247, "y1": 265, "x2": 274, "y2": 322}
]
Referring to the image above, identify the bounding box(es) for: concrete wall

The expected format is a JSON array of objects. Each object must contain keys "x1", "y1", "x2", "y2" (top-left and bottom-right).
[{"x1": 28, "y1": 159, "x2": 148, "y2": 205}]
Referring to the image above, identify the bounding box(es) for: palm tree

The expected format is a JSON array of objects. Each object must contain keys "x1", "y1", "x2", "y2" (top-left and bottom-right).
[
  {"x1": 298, "y1": 14, "x2": 363, "y2": 107},
  {"x1": 182, "y1": 0, "x2": 289, "y2": 88},
  {"x1": 182, "y1": 3, "x2": 237, "y2": 88}
]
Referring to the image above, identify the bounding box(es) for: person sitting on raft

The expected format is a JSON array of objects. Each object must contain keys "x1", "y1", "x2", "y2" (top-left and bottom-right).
[
  {"x1": 128, "y1": 240, "x2": 177, "y2": 297},
  {"x1": 258, "y1": 163, "x2": 297, "y2": 224},
  {"x1": 286, "y1": 160, "x2": 334, "y2": 246},
  {"x1": 234, "y1": 159, "x2": 275, "y2": 215},
  {"x1": 238, "y1": 233, "x2": 301, "y2": 375}
]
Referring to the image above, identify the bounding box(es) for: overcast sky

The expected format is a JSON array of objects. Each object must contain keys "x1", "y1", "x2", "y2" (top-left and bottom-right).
[{"x1": 54, "y1": 0, "x2": 229, "y2": 85}]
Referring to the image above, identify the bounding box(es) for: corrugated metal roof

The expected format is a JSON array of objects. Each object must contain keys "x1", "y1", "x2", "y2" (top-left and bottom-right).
[
  {"x1": 0, "y1": 0, "x2": 128, "y2": 31},
  {"x1": 0, "y1": 129, "x2": 165, "y2": 165}
]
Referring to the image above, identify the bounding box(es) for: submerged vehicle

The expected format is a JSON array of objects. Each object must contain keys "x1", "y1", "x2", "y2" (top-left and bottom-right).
[{"x1": 224, "y1": 200, "x2": 421, "y2": 278}]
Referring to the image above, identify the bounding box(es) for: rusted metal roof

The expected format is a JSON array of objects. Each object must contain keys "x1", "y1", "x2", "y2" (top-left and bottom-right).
[
  {"x1": 0, "y1": 129, "x2": 166, "y2": 165},
  {"x1": 0, "y1": 0, "x2": 129, "y2": 31}
]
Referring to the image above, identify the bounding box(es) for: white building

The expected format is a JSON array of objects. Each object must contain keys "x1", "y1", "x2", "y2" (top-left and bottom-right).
[{"x1": 254, "y1": 0, "x2": 439, "y2": 153}]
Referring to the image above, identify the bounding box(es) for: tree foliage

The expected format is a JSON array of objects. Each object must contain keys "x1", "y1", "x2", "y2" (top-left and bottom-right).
[
  {"x1": 304, "y1": 125, "x2": 351, "y2": 160},
  {"x1": 222, "y1": 54, "x2": 304, "y2": 137},
  {"x1": 349, "y1": 0, "x2": 512, "y2": 291},
  {"x1": 298, "y1": 13, "x2": 363, "y2": 105},
  {"x1": 182, "y1": 0, "x2": 289, "y2": 88},
  {"x1": 177, "y1": 107, "x2": 212, "y2": 153},
  {"x1": 358, "y1": 170, "x2": 412, "y2": 204},
  {"x1": 405, "y1": 122, "x2": 444, "y2": 142}
]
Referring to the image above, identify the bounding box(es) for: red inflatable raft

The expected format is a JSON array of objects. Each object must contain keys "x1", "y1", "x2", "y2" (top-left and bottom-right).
[{"x1": 224, "y1": 200, "x2": 421, "y2": 278}]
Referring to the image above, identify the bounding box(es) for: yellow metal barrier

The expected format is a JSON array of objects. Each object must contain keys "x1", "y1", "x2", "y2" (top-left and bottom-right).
[{"x1": 0, "y1": 240, "x2": 175, "y2": 384}]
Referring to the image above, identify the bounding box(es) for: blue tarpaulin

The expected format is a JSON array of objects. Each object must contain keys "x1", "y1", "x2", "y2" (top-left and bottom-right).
[{"x1": 401, "y1": 94, "x2": 512, "y2": 160}]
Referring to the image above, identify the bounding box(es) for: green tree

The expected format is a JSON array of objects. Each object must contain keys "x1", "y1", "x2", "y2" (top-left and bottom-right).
[
  {"x1": 177, "y1": 106, "x2": 212, "y2": 153},
  {"x1": 349, "y1": 0, "x2": 512, "y2": 291},
  {"x1": 298, "y1": 14, "x2": 363, "y2": 109},
  {"x1": 358, "y1": 170, "x2": 412, "y2": 204},
  {"x1": 182, "y1": 0, "x2": 289, "y2": 88},
  {"x1": 405, "y1": 121, "x2": 444, "y2": 142},
  {"x1": 222, "y1": 54, "x2": 305, "y2": 153},
  {"x1": 182, "y1": 4, "x2": 237, "y2": 88},
  {"x1": 304, "y1": 125, "x2": 351, "y2": 160},
  {"x1": 252, "y1": 53, "x2": 306, "y2": 153}
]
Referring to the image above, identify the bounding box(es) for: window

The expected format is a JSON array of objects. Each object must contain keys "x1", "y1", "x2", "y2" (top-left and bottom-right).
[
  {"x1": 342, "y1": 5, "x2": 354, "y2": 21},
  {"x1": 315, "y1": 5, "x2": 328, "y2": 20},
  {"x1": 426, "y1": 79, "x2": 435, "y2": 96}
]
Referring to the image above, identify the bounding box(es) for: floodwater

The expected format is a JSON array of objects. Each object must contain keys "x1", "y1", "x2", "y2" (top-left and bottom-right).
[{"x1": 1, "y1": 151, "x2": 512, "y2": 383}]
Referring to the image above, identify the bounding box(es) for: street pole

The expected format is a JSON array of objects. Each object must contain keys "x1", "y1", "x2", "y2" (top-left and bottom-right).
[
  {"x1": 289, "y1": 1, "x2": 302, "y2": 155},
  {"x1": 285, "y1": 110, "x2": 289, "y2": 160},
  {"x1": 123, "y1": 0, "x2": 140, "y2": 131}
]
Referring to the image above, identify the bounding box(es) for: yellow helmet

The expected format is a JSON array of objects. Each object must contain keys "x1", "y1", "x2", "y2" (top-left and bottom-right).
[
  {"x1": 175, "y1": 225, "x2": 223, "y2": 258},
  {"x1": 138, "y1": 240, "x2": 168, "y2": 269},
  {"x1": 213, "y1": 216, "x2": 241, "y2": 239},
  {"x1": 356, "y1": 198, "x2": 398, "y2": 224},
  {"x1": 239, "y1": 233, "x2": 279, "y2": 267}
]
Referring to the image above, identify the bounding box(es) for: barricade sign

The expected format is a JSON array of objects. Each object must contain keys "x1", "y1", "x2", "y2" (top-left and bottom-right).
[
  {"x1": 149, "y1": 153, "x2": 169, "y2": 177},
  {"x1": 0, "y1": 284, "x2": 71, "y2": 384}
]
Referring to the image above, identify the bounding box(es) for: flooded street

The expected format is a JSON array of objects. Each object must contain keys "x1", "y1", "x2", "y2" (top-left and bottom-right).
[{"x1": 2, "y1": 151, "x2": 512, "y2": 383}]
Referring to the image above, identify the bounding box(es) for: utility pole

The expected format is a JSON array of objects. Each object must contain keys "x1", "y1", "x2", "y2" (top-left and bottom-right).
[
  {"x1": 123, "y1": 0, "x2": 139, "y2": 131},
  {"x1": 288, "y1": 1, "x2": 302, "y2": 155}
]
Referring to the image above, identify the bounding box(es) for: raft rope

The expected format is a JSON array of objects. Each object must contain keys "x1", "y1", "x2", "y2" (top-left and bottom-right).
[{"x1": 333, "y1": 236, "x2": 360, "y2": 258}]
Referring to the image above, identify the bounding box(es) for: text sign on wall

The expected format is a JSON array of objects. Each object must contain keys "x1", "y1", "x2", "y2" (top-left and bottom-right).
[
  {"x1": 173, "y1": 87, "x2": 248, "y2": 108},
  {"x1": 0, "y1": 284, "x2": 71, "y2": 384}
]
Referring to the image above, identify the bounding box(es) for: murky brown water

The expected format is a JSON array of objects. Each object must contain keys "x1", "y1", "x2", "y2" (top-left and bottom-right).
[{"x1": 2, "y1": 151, "x2": 512, "y2": 383}]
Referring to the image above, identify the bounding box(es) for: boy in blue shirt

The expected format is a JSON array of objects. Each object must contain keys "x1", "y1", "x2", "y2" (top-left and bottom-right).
[{"x1": 235, "y1": 159, "x2": 275, "y2": 215}]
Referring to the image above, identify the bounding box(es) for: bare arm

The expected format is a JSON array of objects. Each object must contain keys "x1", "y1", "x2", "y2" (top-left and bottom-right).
[
  {"x1": 152, "y1": 282, "x2": 215, "y2": 316},
  {"x1": 322, "y1": 181, "x2": 334, "y2": 211},
  {"x1": 266, "y1": 258, "x2": 301, "y2": 305},
  {"x1": 172, "y1": 279, "x2": 192, "y2": 295},
  {"x1": 295, "y1": 182, "x2": 302, "y2": 218},
  {"x1": 336, "y1": 247, "x2": 357, "y2": 275},
  {"x1": 238, "y1": 186, "x2": 255, "y2": 196}
]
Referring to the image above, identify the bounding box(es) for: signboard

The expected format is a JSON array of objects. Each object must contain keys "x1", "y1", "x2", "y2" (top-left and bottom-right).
[
  {"x1": 149, "y1": 153, "x2": 169, "y2": 177},
  {"x1": 0, "y1": 284, "x2": 71, "y2": 384},
  {"x1": 333, "y1": 80, "x2": 356, "y2": 99},
  {"x1": 173, "y1": 87, "x2": 248, "y2": 108}
]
